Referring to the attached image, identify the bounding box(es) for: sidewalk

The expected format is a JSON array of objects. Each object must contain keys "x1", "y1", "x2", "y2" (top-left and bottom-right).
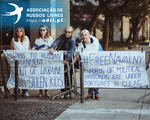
[
  {"x1": 56, "y1": 89, "x2": 150, "y2": 120},
  {"x1": 55, "y1": 46, "x2": 150, "y2": 120}
]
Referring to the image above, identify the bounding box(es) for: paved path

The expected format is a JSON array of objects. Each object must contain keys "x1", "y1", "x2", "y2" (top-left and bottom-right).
[
  {"x1": 56, "y1": 89, "x2": 150, "y2": 120},
  {"x1": 0, "y1": 100, "x2": 71, "y2": 120}
]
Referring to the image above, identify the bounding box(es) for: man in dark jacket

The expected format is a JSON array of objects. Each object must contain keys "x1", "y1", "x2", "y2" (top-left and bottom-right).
[{"x1": 49, "y1": 26, "x2": 76, "y2": 98}]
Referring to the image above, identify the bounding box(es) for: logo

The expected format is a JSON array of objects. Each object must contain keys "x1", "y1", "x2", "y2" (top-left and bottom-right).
[{"x1": 2, "y1": 3, "x2": 23, "y2": 24}]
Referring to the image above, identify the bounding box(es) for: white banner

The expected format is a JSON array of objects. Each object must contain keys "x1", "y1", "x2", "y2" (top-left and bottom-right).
[
  {"x1": 80, "y1": 51, "x2": 149, "y2": 88},
  {"x1": 4, "y1": 50, "x2": 64, "y2": 90}
]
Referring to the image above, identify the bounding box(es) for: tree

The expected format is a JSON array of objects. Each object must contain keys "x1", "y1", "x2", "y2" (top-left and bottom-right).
[
  {"x1": 89, "y1": 0, "x2": 150, "y2": 49},
  {"x1": 89, "y1": 0, "x2": 125, "y2": 50},
  {"x1": 124, "y1": 0, "x2": 150, "y2": 43},
  {"x1": 70, "y1": 0, "x2": 150, "y2": 50}
]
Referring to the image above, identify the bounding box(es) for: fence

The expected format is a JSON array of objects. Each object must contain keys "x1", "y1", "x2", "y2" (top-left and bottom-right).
[
  {"x1": 0, "y1": 50, "x2": 81, "y2": 101},
  {"x1": 1, "y1": 49, "x2": 150, "y2": 103}
]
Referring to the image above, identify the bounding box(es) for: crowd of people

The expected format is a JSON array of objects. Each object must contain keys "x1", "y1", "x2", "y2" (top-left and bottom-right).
[{"x1": 10, "y1": 25, "x2": 103, "y2": 100}]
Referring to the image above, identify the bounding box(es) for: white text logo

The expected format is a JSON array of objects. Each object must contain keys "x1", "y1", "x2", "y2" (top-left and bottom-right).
[{"x1": 2, "y1": 3, "x2": 23, "y2": 24}]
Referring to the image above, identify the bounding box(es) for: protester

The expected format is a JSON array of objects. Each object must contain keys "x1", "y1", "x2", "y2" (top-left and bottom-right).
[
  {"x1": 76, "y1": 29, "x2": 103, "y2": 100},
  {"x1": 32, "y1": 25, "x2": 53, "y2": 97},
  {"x1": 10, "y1": 26, "x2": 31, "y2": 97},
  {"x1": 49, "y1": 26, "x2": 76, "y2": 98},
  {"x1": 146, "y1": 53, "x2": 150, "y2": 70},
  {"x1": 75, "y1": 36, "x2": 82, "y2": 47}
]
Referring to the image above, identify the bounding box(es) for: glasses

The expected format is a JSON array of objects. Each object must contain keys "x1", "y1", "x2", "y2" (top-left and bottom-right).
[
  {"x1": 65, "y1": 31, "x2": 72, "y2": 34},
  {"x1": 40, "y1": 29, "x2": 46, "y2": 32}
]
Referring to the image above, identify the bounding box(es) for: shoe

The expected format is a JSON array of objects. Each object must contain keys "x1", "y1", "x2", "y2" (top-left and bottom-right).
[
  {"x1": 24, "y1": 91, "x2": 29, "y2": 97},
  {"x1": 86, "y1": 94, "x2": 93, "y2": 99},
  {"x1": 95, "y1": 95, "x2": 100, "y2": 100},
  {"x1": 38, "y1": 91, "x2": 43, "y2": 97},
  {"x1": 60, "y1": 95, "x2": 64, "y2": 99},
  {"x1": 39, "y1": 94, "x2": 42, "y2": 97},
  {"x1": 44, "y1": 90, "x2": 50, "y2": 97}
]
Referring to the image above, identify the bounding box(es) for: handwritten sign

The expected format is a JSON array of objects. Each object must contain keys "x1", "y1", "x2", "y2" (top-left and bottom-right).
[
  {"x1": 80, "y1": 51, "x2": 149, "y2": 88},
  {"x1": 4, "y1": 50, "x2": 64, "y2": 90}
]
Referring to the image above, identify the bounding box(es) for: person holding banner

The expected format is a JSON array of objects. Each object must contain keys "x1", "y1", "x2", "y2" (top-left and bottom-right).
[
  {"x1": 32, "y1": 25, "x2": 54, "y2": 97},
  {"x1": 146, "y1": 54, "x2": 150, "y2": 70},
  {"x1": 10, "y1": 26, "x2": 31, "y2": 97},
  {"x1": 49, "y1": 26, "x2": 76, "y2": 98},
  {"x1": 76, "y1": 29, "x2": 103, "y2": 100},
  {"x1": 32, "y1": 25, "x2": 53, "y2": 50}
]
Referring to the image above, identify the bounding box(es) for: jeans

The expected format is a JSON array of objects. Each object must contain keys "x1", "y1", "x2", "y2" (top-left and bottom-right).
[
  {"x1": 88, "y1": 88, "x2": 99, "y2": 95},
  {"x1": 14, "y1": 89, "x2": 28, "y2": 95}
]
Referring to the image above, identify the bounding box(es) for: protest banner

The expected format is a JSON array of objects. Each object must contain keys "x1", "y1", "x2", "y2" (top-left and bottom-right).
[
  {"x1": 80, "y1": 51, "x2": 149, "y2": 88},
  {"x1": 4, "y1": 50, "x2": 64, "y2": 90}
]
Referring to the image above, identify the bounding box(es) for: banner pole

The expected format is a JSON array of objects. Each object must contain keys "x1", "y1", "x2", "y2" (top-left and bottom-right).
[
  {"x1": 80, "y1": 61, "x2": 84, "y2": 103},
  {"x1": 15, "y1": 60, "x2": 18, "y2": 101}
]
